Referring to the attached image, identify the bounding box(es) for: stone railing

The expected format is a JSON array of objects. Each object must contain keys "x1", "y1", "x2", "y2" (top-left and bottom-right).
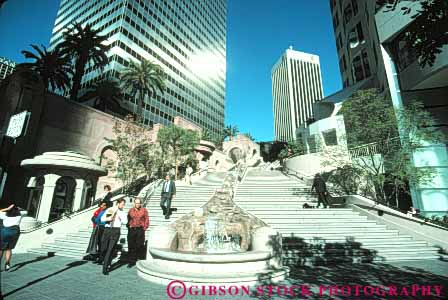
[{"x1": 346, "y1": 195, "x2": 448, "y2": 253}]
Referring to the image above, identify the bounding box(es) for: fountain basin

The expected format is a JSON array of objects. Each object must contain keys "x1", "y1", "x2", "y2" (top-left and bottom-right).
[
  {"x1": 136, "y1": 225, "x2": 289, "y2": 286},
  {"x1": 150, "y1": 248, "x2": 273, "y2": 263},
  {"x1": 136, "y1": 169, "x2": 289, "y2": 286}
]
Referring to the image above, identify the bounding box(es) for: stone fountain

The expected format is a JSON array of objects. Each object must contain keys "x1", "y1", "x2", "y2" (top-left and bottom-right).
[{"x1": 136, "y1": 168, "x2": 289, "y2": 286}]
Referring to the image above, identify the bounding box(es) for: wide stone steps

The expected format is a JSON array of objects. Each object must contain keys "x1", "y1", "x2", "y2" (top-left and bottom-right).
[
  {"x1": 235, "y1": 168, "x2": 440, "y2": 263},
  {"x1": 27, "y1": 177, "x2": 222, "y2": 259}
]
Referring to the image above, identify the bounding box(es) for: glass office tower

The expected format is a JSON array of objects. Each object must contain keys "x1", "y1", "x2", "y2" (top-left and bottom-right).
[{"x1": 49, "y1": 0, "x2": 226, "y2": 135}]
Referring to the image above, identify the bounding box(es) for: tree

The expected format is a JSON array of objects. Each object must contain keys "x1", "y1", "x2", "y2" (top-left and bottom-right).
[
  {"x1": 323, "y1": 89, "x2": 445, "y2": 204},
  {"x1": 243, "y1": 133, "x2": 255, "y2": 141},
  {"x1": 121, "y1": 59, "x2": 166, "y2": 125},
  {"x1": 104, "y1": 115, "x2": 155, "y2": 195},
  {"x1": 20, "y1": 44, "x2": 72, "y2": 93},
  {"x1": 60, "y1": 22, "x2": 109, "y2": 101},
  {"x1": 78, "y1": 79, "x2": 122, "y2": 112},
  {"x1": 157, "y1": 125, "x2": 200, "y2": 180},
  {"x1": 200, "y1": 129, "x2": 212, "y2": 141},
  {"x1": 223, "y1": 125, "x2": 238, "y2": 141},
  {"x1": 278, "y1": 139, "x2": 305, "y2": 159},
  {"x1": 376, "y1": 0, "x2": 448, "y2": 67}
]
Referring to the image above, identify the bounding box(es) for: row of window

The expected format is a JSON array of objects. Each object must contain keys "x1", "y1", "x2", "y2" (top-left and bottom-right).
[
  {"x1": 51, "y1": 0, "x2": 123, "y2": 47},
  {"x1": 158, "y1": 0, "x2": 225, "y2": 47},
  {"x1": 79, "y1": 20, "x2": 225, "y2": 120},
  {"x1": 54, "y1": 8, "x2": 225, "y2": 112},
  {"x1": 54, "y1": 0, "x2": 116, "y2": 35},
  {"x1": 126, "y1": 3, "x2": 190, "y2": 59},
  {"x1": 85, "y1": 69, "x2": 222, "y2": 134},
  {"x1": 116, "y1": 26, "x2": 224, "y2": 110},
  {"x1": 111, "y1": 48, "x2": 224, "y2": 126},
  {"x1": 129, "y1": 1, "x2": 226, "y2": 94},
  {"x1": 136, "y1": 0, "x2": 224, "y2": 60},
  {"x1": 331, "y1": 0, "x2": 359, "y2": 29},
  {"x1": 352, "y1": 50, "x2": 371, "y2": 82}
]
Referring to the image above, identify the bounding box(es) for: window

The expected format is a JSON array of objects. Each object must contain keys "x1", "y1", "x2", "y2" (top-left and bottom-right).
[
  {"x1": 356, "y1": 23, "x2": 365, "y2": 43},
  {"x1": 352, "y1": 55, "x2": 364, "y2": 82},
  {"x1": 352, "y1": 50, "x2": 371, "y2": 82},
  {"x1": 351, "y1": 0, "x2": 359, "y2": 15},
  {"x1": 336, "y1": 33, "x2": 342, "y2": 50},
  {"x1": 344, "y1": 4, "x2": 353, "y2": 24},
  {"x1": 362, "y1": 50, "x2": 371, "y2": 78},
  {"x1": 322, "y1": 129, "x2": 338, "y2": 146},
  {"x1": 339, "y1": 54, "x2": 347, "y2": 72}
]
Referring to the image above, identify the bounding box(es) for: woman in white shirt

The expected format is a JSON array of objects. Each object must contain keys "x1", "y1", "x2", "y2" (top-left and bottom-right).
[{"x1": 0, "y1": 204, "x2": 24, "y2": 271}]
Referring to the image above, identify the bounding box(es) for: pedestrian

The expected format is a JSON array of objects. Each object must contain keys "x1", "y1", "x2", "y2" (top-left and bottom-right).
[
  {"x1": 85, "y1": 201, "x2": 107, "y2": 261},
  {"x1": 102, "y1": 185, "x2": 113, "y2": 208},
  {"x1": 0, "y1": 204, "x2": 25, "y2": 271},
  {"x1": 98, "y1": 198, "x2": 127, "y2": 275},
  {"x1": 127, "y1": 198, "x2": 149, "y2": 268},
  {"x1": 185, "y1": 165, "x2": 193, "y2": 185},
  {"x1": 160, "y1": 174, "x2": 176, "y2": 219},
  {"x1": 311, "y1": 173, "x2": 329, "y2": 208}
]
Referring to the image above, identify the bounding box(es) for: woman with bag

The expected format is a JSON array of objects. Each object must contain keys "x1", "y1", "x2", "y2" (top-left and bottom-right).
[
  {"x1": 85, "y1": 201, "x2": 107, "y2": 260},
  {"x1": 0, "y1": 204, "x2": 25, "y2": 271}
]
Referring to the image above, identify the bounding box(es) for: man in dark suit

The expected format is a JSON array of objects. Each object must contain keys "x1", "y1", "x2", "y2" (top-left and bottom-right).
[
  {"x1": 311, "y1": 173, "x2": 329, "y2": 208},
  {"x1": 160, "y1": 174, "x2": 176, "y2": 219}
]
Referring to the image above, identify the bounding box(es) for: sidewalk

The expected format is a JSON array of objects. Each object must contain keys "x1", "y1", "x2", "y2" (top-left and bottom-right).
[{"x1": 1, "y1": 253, "x2": 447, "y2": 299}]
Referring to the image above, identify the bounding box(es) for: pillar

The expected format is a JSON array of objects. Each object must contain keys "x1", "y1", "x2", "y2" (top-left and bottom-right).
[
  {"x1": 72, "y1": 178, "x2": 86, "y2": 212},
  {"x1": 37, "y1": 174, "x2": 60, "y2": 223}
]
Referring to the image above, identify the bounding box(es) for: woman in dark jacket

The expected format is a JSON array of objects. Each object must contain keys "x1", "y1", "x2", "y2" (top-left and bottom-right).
[
  {"x1": 85, "y1": 201, "x2": 107, "y2": 260},
  {"x1": 0, "y1": 204, "x2": 24, "y2": 271}
]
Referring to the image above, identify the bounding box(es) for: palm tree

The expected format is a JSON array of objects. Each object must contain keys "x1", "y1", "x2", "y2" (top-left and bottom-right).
[
  {"x1": 224, "y1": 125, "x2": 239, "y2": 141},
  {"x1": 20, "y1": 44, "x2": 73, "y2": 93},
  {"x1": 201, "y1": 129, "x2": 212, "y2": 141},
  {"x1": 59, "y1": 22, "x2": 109, "y2": 101},
  {"x1": 78, "y1": 79, "x2": 122, "y2": 112},
  {"x1": 121, "y1": 59, "x2": 167, "y2": 125},
  {"x1": 244, "y1": 133, "x2": 255, "y2": 141}
]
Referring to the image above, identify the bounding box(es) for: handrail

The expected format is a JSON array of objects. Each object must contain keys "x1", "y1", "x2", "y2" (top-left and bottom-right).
[
  {"x1": 141, "y1": 179, "x2": 163, "y2": 207},
  {"x1": 22, "y1": 175, "x2": 151, "y2": 233}
]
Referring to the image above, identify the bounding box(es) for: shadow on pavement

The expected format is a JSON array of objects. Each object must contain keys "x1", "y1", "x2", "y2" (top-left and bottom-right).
[
  {"x1": 3, "y1": 260, "x2": 87, "y2": 297},
  {"x1": 8, "y1": 256, "x2": 53, "y2": 273}
]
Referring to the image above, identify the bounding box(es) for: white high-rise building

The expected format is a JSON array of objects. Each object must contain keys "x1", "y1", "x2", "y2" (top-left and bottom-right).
[
  {"x1": 272, "y1": 48, "x2": 323, "y2": 142},
  {"x1": 49, "y1": 0, "x2": 226, "y2": 135}
]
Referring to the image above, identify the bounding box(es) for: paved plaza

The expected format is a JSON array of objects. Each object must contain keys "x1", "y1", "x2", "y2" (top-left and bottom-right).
[{"x1": 0, "y1": 253, "x2": 447, "y2": 300}]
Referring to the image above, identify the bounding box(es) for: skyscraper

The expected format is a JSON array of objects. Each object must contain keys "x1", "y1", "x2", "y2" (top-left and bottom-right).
[
  {"x1": 0, "y1": 56, "x2": 16, "y2": 82},
  {"x1": 330, "y1": 0, "x2": 387, "y2": 91},
  {"x1": 272, "y1": 48, "x2": 323, "y2": 142},
  {"x1": 49, "y1": 0, "x2": 226, "y2": 135}
]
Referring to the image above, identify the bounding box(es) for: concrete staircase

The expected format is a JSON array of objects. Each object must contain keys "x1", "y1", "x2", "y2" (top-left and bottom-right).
[
  {"x1": 234, "y1": 169, "x2": 440, "y2": 264},
  {"x1": 27, "y1": 173, "x2": 225, "y2": 258}
]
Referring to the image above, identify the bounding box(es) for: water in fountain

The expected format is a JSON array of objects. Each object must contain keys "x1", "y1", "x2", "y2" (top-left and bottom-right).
[{"x1": 204, "y1": 215, "x2": 240, "y2": 253}]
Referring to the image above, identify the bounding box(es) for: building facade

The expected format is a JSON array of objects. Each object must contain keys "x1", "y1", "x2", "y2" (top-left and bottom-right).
[
  {"x1": 49, "y1": 0, "x2": 226, "y2": 136},
  {"x1": 272, "y1": 48, "x2": 323, "y2": 142},
  {"x1": 375, "y1": 1, "x2": 448, "y2": 216},
  {"x1": 330, "y1": 0, "x2": 387, "y2": 91},
  {"x1": 0, "y1": 56, "x2": 16, "y2": 82}
]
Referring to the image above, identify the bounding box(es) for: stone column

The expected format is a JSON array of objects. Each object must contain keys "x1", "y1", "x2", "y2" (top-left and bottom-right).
[
  {"x1": 37, "y1": 174, "x2": 60, "y2": 223},
  {"x1": 73, "y1": 179, "x2": 86, "y2": 212}
]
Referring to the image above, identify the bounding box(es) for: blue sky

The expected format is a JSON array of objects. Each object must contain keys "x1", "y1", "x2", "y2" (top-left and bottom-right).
[{"x1": 0, "y1": 0, "x2": 342, "y2": 141}]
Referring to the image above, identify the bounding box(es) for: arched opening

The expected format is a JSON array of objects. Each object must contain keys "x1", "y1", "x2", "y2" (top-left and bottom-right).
[
  {"x1": 49, "y1": 177, "x2": 76, "y2": 222},
  {"x1": 229, "y1": 147, "x2": 243, "y2": 163},
  {"x1": 26, "y1": 176, "x2": 45, "y2": 218}
]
